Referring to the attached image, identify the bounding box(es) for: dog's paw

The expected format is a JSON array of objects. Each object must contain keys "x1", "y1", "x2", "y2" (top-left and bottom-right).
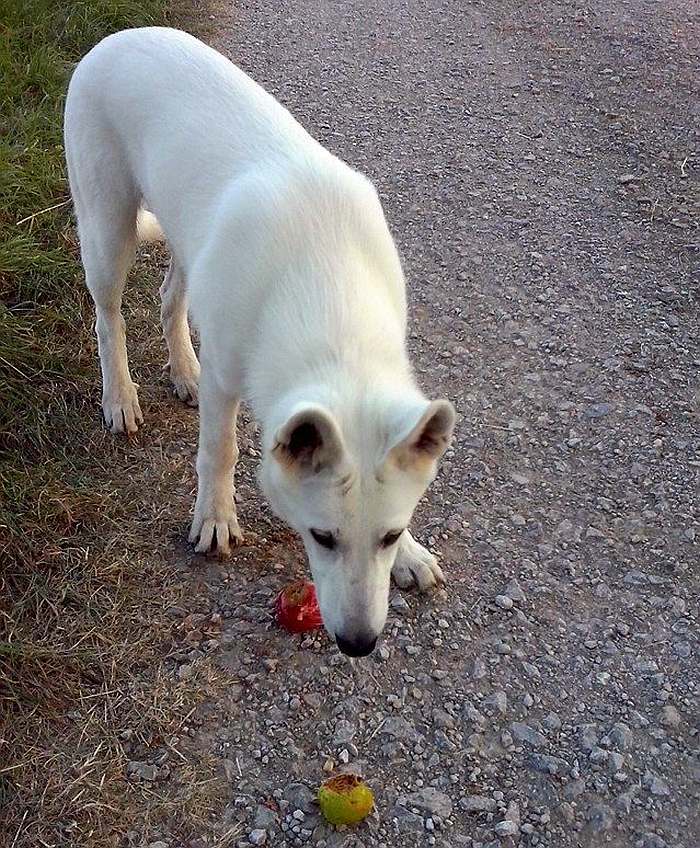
[
  {"x1": 189, "y1": 497, "x2": 242, "y2": 557},
  {"x1": 102, "y1": 382, "x2": 143, "y2": 434},
  {"x1": 392, "y1": 531, "x2": 445, "y2": 591},
  {"x1": 164, "y1": 358, "x2": 200, "y2": 407}
]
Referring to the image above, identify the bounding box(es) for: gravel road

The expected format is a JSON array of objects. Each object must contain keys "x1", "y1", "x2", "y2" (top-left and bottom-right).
[{"x1": 126, "y1": 2, "x2": 699, "y2": 847}]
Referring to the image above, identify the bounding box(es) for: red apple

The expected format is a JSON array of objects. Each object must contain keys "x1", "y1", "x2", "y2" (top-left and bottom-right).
[{"x1": 275, "y1": 580, "x2": 323, "y2": 633}]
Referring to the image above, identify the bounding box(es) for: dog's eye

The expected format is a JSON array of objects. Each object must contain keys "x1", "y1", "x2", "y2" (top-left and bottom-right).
[
  {"x1": 381, "y1": 529, "x2": 404, "y2": 548},
  {"x1": 310, "y1": 529, "x2": 336, "y2": 550}
]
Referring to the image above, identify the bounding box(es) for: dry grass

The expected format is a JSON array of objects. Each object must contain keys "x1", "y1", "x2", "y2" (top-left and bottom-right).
[
  {"x1": 0, "y1": 257, "x2": 235, "y2": 846},
  {"x1": 0, "y1": 2, "x2": 237, "y2": 844}
]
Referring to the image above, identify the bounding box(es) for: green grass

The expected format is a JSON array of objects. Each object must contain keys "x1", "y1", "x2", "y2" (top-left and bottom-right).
[{"x1": 0, "y1": 1, "x2": 168, "y2": 458}]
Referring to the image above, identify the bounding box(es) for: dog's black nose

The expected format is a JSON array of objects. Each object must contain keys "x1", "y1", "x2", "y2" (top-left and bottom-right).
[{"x1": 336, "y1": 632, "x2": 378, "y2": 657}]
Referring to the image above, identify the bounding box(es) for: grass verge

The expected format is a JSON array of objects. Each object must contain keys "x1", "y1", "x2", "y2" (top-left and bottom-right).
[{"x1": 0, "y1": 1, "x2": 224, "y2": 844}]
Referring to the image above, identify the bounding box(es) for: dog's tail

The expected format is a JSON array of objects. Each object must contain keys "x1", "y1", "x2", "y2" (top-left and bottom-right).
[{"x1": 136, "y1": 208, "x2": 165, "y2": 243}]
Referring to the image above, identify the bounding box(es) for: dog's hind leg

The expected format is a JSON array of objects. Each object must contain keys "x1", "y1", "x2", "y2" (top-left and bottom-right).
[
  {"x1": 65, "y1": 93, "x2": 144, "y2": 435},
  {"x1": 160, "y1": 258, "x2": 200, "y2": 406},
  {"x1": 392, "y1": 530, "x2": 445, "y2": 591},
  {"x1": 71, "y1": 182, "x2": 142, "y2": 433}
]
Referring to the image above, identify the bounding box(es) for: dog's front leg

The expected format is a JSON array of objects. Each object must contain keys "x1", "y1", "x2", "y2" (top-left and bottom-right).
[{"x1": 189, "y1": 365, "x2": 242, "y2": 557}]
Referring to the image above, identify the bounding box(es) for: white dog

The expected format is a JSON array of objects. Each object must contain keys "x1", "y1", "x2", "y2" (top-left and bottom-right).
[{"x1": 64, "y1": 28, "x2": 455, "y2": 656}]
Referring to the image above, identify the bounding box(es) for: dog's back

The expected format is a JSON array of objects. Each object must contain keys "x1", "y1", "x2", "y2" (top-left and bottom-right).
[{"x1": 65, "y1": 27, "x2": 324, "y2": 266}]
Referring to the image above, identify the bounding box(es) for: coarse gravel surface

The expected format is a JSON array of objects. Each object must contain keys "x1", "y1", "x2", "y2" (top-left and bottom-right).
[{"x1": 121, "y1": 2, "x2": 698, "y2": 848}]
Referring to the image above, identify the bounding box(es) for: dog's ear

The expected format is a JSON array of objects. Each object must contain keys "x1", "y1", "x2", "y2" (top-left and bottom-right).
[
  {"x1": 388, "y1": 399, "x2": 456, "y2": 471},
  {"x1": 272, "y1": 404, "x2": 345, "y2": 474}
]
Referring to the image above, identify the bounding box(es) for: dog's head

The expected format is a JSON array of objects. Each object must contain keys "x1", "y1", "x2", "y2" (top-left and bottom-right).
[{"x1": 260, "y1": 395, "x2": 455, "y2": 656}]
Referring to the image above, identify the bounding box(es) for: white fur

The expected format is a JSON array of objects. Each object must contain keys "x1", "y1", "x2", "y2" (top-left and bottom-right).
[{"x1": 64, "y1": 28, "x2": 455, "y2": 655}]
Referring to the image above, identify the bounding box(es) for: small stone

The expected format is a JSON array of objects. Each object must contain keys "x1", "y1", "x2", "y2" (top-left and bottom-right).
[
  {"x1": 522, "y1": 661, "x2": 541, "y2": 679},
  {"x1": 672, "y1": 641, "x2": 691, "y2": 658},
  {"x1": 616, "y1": 790, "x2": 636, "y2": 814},
  {"x1": 608, "y1": 722, "x2": 632, "y2": 750},
  {"x1": 589, "y1": 746, "x2": 608, "y2": 764},
  {"x1": 577, "y1": 723, "x2": 599, "y2": 752},
  {"x1": 526, "y1": 753, "x2": 568, "y2": 775},
  {"x1": 543, "y1": 712, "x2": 562, "y2": 732},
  {"x1": 405, "y1": 787, "x2": 453, "y2": 819},
  {"x1": 391, "y1": 805, "x2": 425, "y2": 834},
  {"x1": 494, "y1": 820, "x2": 518, "y2": 837},
  {"x1": 126, "y1": 761, "x2": 157, "y2": 782},
  {"x1": 643, "y1": 771, "x2": 671, "y2": 796},
  {"x1": 177, "y1": 664, "x2": 194, "y2": 681},
  {"x1": 511, "y1": 722, "x2": 546, "y2": 748},
  {"x1": 564, "y1": 779, "x2": 586, "y2": 799},
  {"x1": 660, "y1": 705, "x2": 681, "y2": 728},
  {"x1": 638, "y1": 833, "x2": 668, "y2": 848},
  {"x1": 249, "y1": 830, "x2": 267, "y2": 846},
  {"x1": 484, "y1": 691, "x2": 508, "y2": 715},
  {"x1": 283, "y1": 783, "x2": 316, "y2": 813},
  {"x1": 460, "y1": 795, "x2": 498, "y2": 813},
  {"x1": 382, "y1": 717, "x2": 423, "y2": 743},
  {"x1": 390, "y1": 594, "x2": 410, "y2": 612},
  {"x1": 433, "y1": 709, "x2": 456, "y2": 729},
  {"x1": 495, "y1": 595, "x2": 513, "y2": 610},
  {"x1": 584, "y1": 402, "x2": 613, "y2": 419},
  {"x1": 333, "y1": 720, "x2": 356, "y2": 747},
  {"x1": 472, "y1": 657, "x2": 488, "y2": 679},
  {"x1": 254, "y1": 805, "x2": 278, "y2": 830},
  {"x1": 608, "y1": 752, "x2": 625, "y2": 772},
  {"x1": 586, "y1": 803, "x2": 614, "y2": 832},
  {"x1": 503, "y1": 578, "x2": 526, "y2": 602}
]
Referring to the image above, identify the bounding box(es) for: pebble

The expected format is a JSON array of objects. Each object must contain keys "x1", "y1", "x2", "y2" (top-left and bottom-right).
[
  {"x1": 484, "y1": 691, "x2": 508, "y2": 715},
  {"x1": 578, "y1": 724, "x2": 599, "y2": 752},
  {"x1": 643, "y1": 771, "x2": 671, "y2": 796},
  {"x1": 494, "y1": 820, "x2": 518, "y2": 837},
  {"x1": 495, "y1": 595, "x2": 514, "y2": 610},
  {"x1": 249, "y1": 830, "x2": 267, "y2": 846},
  {"x1": 587, "y1": 803, "x2": 615, "y2": 832},
  {"x1": 473, "y1": 657, "x2": 488, "y2": 679},
  {"x1": 404, "y1": 787, "x2": 453, "y2": 818},
  {"x1": 659, "y1": 705, "x2": 681, "y2": 728},
  {"x1": 126, "y1": 761, "x2": 157, "y2": 782},
  {"x1": 526, "y1": 753, "x2": 569, "y2": 775},
  {"x1": 390, "y1": 594, "x2": 410, "y2": 612},
  {"x1": 460, "y1": 795, "x2": 498, "y2": 813},
  {"x1": 503, "y1": 578, "x2": 526, "y2": 602},
  {"x1": 608, "y1": 722, "x2": 632, "y2": 750},
  {"x1": 511, "y1": 722, "x2": 546, "y2": 748},
  {"x1": 543, "y1": 712, "x2": 562, "y2": 732}
]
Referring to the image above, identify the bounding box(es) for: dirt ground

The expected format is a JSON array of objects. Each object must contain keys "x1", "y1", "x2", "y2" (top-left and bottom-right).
[{"x1": 8, "y1": 1, "x2": 698, "y2": 847}]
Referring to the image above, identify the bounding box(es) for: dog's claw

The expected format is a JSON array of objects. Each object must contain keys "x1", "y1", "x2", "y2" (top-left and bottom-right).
[
  {"x1": 102, "y1": 382, "x2": 143, "y2": 434},
  {"x1": 392, "y1": 531, "x2": 445, "y2": 591},
  {"x1": 164, "y1": 358, "x2": 201, "y2": 407},
  {"x1": 189, "y1": 507, "x2": 242, "y2": 558}
]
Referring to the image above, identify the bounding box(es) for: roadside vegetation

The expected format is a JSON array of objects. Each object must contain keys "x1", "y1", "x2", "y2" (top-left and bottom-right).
[{"x1": 0, "y1": 2, "x2": 217, "y2": 843}]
